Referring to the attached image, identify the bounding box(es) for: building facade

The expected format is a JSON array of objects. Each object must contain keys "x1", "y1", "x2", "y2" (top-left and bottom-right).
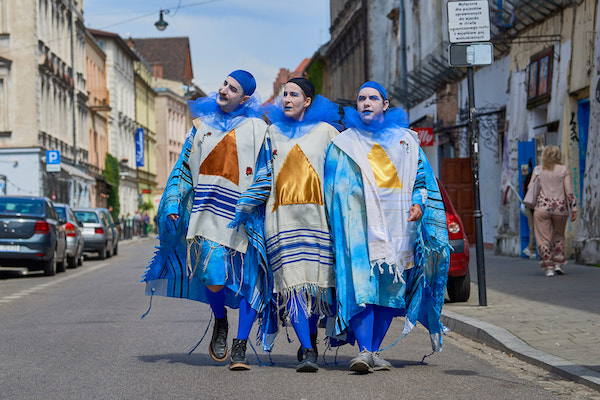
[
  {"x1": 88, "y1": 29, "x2": 139, "y2": 218},
  {"x1": 85, "y1": 28, "x2": 110, "y2": 208},
  {"x1": 0, "y1": 0, "x2": 93, "y2": 206}
]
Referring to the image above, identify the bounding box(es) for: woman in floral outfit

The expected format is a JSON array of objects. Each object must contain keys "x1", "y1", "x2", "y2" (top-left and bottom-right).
[{"x1": 533, "y1": 145, "x2": 577, "y2": 277}]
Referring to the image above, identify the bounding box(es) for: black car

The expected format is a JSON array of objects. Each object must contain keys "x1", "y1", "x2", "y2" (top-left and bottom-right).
[{"x1": 0, "y1": 196, "x2": 67, "y2": 276}]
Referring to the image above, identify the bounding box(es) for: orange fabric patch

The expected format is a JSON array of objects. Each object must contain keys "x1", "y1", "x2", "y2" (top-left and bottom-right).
[{"x1": 199, "y1": 129, "x2": 239, "y2": 185}]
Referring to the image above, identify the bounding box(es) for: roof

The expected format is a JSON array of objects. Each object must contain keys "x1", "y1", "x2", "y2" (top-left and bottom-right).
[
  {"x1": 87, "y1": 28, "x2": 139, "y2": 61},
  {"x1": 129, "y1": 37, "x2": 193, "y2": 85}
]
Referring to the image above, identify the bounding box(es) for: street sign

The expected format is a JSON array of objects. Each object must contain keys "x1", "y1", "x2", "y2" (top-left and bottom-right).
[
  {"x1": 46, "y1": 150, "x2": 61, "y2": 172},
  {"x1": 447, "y1": 1, "x2": 490, "y2": 43},
  {"x1": 448, "y1": 42, "x2": 493, "y2": 67},
  {"x1": 413, "y1": 127, "x2": 434, "y2": 146},
  {"x1": 135, "y1": 128, "x2": 145, "y2": 167}
]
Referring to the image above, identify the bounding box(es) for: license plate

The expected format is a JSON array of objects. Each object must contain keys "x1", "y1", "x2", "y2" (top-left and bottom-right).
[{"x1": 0, "y1": 244, "x2": 20, "y2": 252}]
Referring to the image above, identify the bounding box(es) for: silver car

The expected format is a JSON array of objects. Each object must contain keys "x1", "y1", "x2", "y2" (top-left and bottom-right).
[
  {"x1": 98, "y1": 208, "x2": 119, "y2": 256},
  {"x1": 73, "y1": 208, "x2": 114, "y2": 260},
  {"x1": 54, "y1": 203, "x2": 85, "y2": 269}
]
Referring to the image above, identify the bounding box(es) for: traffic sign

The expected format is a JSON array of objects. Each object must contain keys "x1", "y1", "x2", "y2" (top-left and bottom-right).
[
  {"x1": 447, "y1": 1, "x2": 490, "y2": 43},
  {"x1": 46, "y1": 150, "x2": 61, "y2": 172},
  {"x1": 448, "y1": 43, "x2": 493, "y2": 67}
]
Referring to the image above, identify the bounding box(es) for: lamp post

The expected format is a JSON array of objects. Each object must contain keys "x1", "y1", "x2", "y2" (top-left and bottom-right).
[{"x1": 154, "y1": 10, "x2": 169, "y2": 31}]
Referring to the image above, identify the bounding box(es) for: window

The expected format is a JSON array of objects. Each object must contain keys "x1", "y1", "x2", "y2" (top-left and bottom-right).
[{"x1": 527, "y1": 47, "x2": 553, "y2": 109}]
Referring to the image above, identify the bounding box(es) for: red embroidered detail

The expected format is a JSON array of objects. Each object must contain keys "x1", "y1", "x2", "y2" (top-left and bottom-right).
[{"x1": 246, "y1": 167, "x2": 253, "y2": 175}]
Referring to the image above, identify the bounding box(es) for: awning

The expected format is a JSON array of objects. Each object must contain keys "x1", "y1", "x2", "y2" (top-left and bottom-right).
[{"x1": 61, "y1": 163, "x2": 95, "y2": 183}]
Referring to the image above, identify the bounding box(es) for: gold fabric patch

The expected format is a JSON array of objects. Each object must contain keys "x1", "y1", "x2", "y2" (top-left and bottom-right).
[
  {"x1": 199, "y1": 129, "x2": 239, "y2": 185},
  {"x1": 368, "y1": 143, "x2": 402, "y2": 188},
  {"x1": 273, "y1": 144, "x2": 323, "y2": 212}
]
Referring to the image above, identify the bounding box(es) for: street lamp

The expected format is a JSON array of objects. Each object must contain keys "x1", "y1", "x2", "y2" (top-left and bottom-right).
[{"x1": 154, "y1": 10, "x2": 169, "y2": 31}]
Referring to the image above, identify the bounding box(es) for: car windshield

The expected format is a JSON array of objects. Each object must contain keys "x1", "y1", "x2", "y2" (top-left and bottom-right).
[
  {"x1": 55, "y1": 206, "x2": 67, "y2": 219},
  {"x1": 0, "y1": 198, "x2": 44, "y2": 215},
  {"x1": 74, "y1": 211, "x2": 99, "y2": 223}
]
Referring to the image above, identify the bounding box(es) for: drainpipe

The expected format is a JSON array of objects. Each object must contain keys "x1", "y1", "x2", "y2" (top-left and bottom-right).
[
  {"x1": 362, "y1": 0, "x2": 369, "y2": 81},
  {"x1": 399, "y1": 0, "x2": 408, "y2": 110},
  {"x1": 69, "y1": 0, "x2": 77, "y2": 165}
]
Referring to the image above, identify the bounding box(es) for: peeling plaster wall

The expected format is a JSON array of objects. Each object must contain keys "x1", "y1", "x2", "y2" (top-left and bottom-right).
[{"x1": 575, "y1": 4, "x2": 600, "y2": 265}]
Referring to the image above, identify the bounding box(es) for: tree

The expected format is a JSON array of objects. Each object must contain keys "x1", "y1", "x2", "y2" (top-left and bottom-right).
[{"x1": 103, "y1": 153, "x2": 120, "y2": 220}]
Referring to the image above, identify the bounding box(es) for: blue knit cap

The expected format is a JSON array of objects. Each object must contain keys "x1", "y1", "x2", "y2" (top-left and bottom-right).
[
  {"x1": 228, "y1": 70, "x2": 256, "y2": 96},
  {"x1": 359, "y1": 80, "x2": 387, "y2": 100}
]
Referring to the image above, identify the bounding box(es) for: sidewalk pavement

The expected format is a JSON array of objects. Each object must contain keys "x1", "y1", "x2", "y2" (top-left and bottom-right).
[{"x1": 442, "y1": 248, "x2": 600, "y2": 392}]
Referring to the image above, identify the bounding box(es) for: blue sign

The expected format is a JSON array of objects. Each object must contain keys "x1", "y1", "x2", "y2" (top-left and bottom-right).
[
  {"x1": 135, "y1": 128, "x2": 145, "y2": 167},
  {"x1": 46, "y1": 150, "x2": 61, "y2": 172}
]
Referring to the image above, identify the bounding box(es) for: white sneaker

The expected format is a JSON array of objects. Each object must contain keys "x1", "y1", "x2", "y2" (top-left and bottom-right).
[
  {"x1": 554, "y1": 265, "x2": 564, "y2": 275},
  {"x1": 523, "y1": 248, "x2": 533, "y2": 257},
  {"x1": 545, "y1": 269, "x2": 555, "y2": 277}
]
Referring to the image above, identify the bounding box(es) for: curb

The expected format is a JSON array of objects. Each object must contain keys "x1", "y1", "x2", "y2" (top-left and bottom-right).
[{"x1": 441, "y1": 309, "x2": 600, "y2": 392}]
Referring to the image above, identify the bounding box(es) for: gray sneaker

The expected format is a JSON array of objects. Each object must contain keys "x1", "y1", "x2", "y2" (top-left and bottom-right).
[
  {"x1": 372, "y1": 352, "x2": 392, "y2": 371},
  {"x1": 554, "y1": 264, "x2": 565, "y2": 275},
  {"x1": 349, "y1": 349, "x2": 373, "y2": 373}
]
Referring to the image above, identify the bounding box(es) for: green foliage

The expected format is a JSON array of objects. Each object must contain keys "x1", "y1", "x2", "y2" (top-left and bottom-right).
[
  {"x1": 139, "y1": 200, "x2": 154, "y2": 212},
  {"x1": 307, "y1": 59, "x2": 324, "y2": 95},
  {"x1": 103, "y1": 153, "x2": 120, "y2": 219}
]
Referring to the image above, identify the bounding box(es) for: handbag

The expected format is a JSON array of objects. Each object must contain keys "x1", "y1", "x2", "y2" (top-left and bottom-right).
[{"x1": 523, "y1": 167, "x2": 540, "y2": 209}]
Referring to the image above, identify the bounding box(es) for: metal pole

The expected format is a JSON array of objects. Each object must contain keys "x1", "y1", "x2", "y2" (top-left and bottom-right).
[{"x1": 467, "y1": 66, "x2": 487, "y2": 306}]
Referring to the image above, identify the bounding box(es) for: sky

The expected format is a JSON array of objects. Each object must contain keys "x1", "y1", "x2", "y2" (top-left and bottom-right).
[{"x1": 84, "y1": 0, "x2": 331, "y2": 99}]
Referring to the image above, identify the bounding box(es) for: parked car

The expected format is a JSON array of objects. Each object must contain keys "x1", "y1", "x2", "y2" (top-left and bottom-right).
[
  {"x1": 98, "y1": 208, "x2": 119, "y2": 256},
  {"x1": 437, "y1": 179, "x2": 471, "y2": 302},
  {"x1": 73, "y1": 208, "x2": 114, "y2": 260},
  {"x1": 0, "y1": 196, "x2": 67, "y2": 276},
  {"x1": 54, "y1": 203, "x2": 84, "y2": 269}
]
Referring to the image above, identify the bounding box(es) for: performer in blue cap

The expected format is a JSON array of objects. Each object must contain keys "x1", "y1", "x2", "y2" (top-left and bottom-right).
[
  {"x1": 230, "y1": 77, "x2": 341, "y2": 372},
  {"x1": 142, "y1": 70, "x2": 271, "y2": 371},
  {"x1": 324, "y1": 81, "x2": 450, "y2": 373}
]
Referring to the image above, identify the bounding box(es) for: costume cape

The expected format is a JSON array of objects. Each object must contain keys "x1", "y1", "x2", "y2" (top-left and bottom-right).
[
  {"x1": 324, "y1": 110, "x2": 450, "y2": 352},
  {"x1": 141, "y1": 96, "x2": 275, "y2": 350}
]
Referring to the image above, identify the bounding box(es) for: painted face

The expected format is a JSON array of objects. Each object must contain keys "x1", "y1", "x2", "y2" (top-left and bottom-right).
[
  {"x1": 282, "y1": 82, "x2": 312, "y2": 120},
  {"x1": 216, "y1": 76, "x2": 249, "y2": 113},
  {"x1": 356, "y1": 87, "x2": 389, "y2": 124}
]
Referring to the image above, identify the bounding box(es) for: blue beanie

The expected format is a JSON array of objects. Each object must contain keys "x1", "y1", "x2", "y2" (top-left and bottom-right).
[
  {"x1": 359, "y1": 81, "x2": 387, "y2": 100},
  {"x1": 228, "y1": 70, "x2": 256, "y2": 96}
]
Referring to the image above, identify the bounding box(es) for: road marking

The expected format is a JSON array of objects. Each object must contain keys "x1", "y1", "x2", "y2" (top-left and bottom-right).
[{"x1": 0, "y1": 261, "x2": 109, "y2": 305}]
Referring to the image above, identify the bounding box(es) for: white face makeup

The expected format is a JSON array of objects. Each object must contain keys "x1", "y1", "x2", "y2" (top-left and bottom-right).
[
  {"x1": 356, "y1": 87, "x2": 389, "y2": 124},
  {"x1": 216, "y1": 76, "x2": 249, "y2": 113},
  {"x1": 282, "y1": 82, "x2": 312, "y2": 121}
]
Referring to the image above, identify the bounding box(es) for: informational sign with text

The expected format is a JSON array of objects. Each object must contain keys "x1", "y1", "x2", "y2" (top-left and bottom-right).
[{"x1": 448, "y1": 1, "x2": 490, "y2": 43}]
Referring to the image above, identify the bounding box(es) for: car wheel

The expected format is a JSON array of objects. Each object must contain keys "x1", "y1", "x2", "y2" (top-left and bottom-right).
[
  {"x1": 98, "y1": 244, "x2": 107, "y2": 260},
  {"x1": 113, "y1": 244, "x2": 118, "y2": 256},
  {"x1": 447, "y1": 267, "x2": 471, "y2": 302},
  {"x1": 57, "y1": 250, "x2": 67, "y2": 273},
  {"x1": 43, "y1": 250, "x2": 57, "y2": 276},
  {"x1": 67, "y1": 255, "x2": 77, "y2": 269},
  {"x1": 77, "y1": 253, "x2": 83, "y2": 266}
]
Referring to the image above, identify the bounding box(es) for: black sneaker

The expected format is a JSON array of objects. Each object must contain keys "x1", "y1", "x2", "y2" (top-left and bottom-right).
[
  {"x1": 229, "y1": 339, "x2": 250, "y2": 371},
  {"x1": 296, "y1": 348, "x2": 319, "y2": 372},
  {"x1": 209, "y1": 310, "x2": 228, "y2": 362},
  {"x1": 297, "y1": 333, "x2": 319, "y2": 362}
]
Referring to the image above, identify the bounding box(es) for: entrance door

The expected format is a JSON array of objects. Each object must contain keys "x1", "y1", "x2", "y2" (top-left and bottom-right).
[{"x1": 440, "y1": 158, "x2": 475, "y2": 243}]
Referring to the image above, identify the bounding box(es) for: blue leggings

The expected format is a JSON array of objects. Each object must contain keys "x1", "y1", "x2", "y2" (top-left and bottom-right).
[
  {"x1": 349, "y1": 305, "x2": 395, "y2": 352},
  {"x1": 287, "y1": 292, "x2": 319, "y2": 350}
]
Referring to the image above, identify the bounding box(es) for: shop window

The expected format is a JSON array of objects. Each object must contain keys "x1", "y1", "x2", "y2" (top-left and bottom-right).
[{"x1": 527, "y1": 47, "x2": 553, "y2": 109}]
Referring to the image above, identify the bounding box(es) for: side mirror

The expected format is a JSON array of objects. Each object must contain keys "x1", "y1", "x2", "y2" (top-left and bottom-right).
[
  {"x1": 77, "y1": 220, "x2": 84, "y2": 227},
  {"x1": 58, "y1": 218, "x2": 66, "y2": 225}
]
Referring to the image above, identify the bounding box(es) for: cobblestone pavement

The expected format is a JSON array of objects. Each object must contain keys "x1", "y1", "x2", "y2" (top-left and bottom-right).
[{"x1": 443, "y1": 249, "x2": 600, "y2": 392}]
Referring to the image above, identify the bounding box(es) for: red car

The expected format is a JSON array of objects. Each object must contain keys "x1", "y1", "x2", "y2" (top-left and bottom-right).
[{"x1": 437, "y1": 179, "x2": 471, "y2": 302}]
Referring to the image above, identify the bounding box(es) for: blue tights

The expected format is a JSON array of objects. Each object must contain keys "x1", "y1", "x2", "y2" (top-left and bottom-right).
[
  {"x1": 349, "y1": 305, "x2": 395, "y2": 352},
  {"x1": 204, "y1": 287, "x2": 257, "y2": 340},
  {"x1": 287, "y1": 292, "x2": 319, "y2": 350},
  {"x1": 236, "y1": 297, "x2": 257, "y2": 340},
  {"x1": 205, "y1": 286, "x2": 226, "y2": 319}
]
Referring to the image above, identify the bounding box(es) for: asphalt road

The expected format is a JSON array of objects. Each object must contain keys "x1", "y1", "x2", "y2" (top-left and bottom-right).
[{"x1": 0, "y1": 238, "x2": 592, "y2": 400}]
